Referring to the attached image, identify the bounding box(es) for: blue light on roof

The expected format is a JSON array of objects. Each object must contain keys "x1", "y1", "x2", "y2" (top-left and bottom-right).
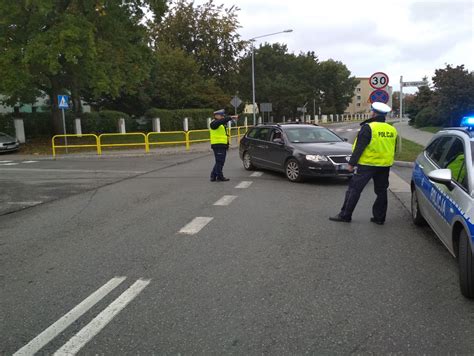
[{"x1": 461, "y1": 116, "x2": 474, "y2": 127}]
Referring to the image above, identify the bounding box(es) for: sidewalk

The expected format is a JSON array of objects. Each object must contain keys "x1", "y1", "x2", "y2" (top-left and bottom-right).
[{"x1": 393, "y1": 120, "x2": 435, "y2": 147}]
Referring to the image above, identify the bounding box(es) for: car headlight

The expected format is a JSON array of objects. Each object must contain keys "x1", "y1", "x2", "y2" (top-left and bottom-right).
[{"x1": 306, "y1": 154, "x2": 328, "y2": 162}]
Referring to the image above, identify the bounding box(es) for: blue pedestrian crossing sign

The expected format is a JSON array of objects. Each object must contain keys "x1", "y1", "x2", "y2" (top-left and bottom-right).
[{"x1": 58, "y1": 95, "x2": 69, "y2": 109}]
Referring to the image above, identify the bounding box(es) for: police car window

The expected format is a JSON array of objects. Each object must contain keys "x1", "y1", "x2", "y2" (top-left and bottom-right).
[
  {"x1": 444, "y1": 138, "x2": 468, "y2": 190},
  {"x1": 270, "y1": 129, "x2": 283, "y2": 141},
  {"x1": 427, "y1": 137, "x2": 453, "y2": 166}
]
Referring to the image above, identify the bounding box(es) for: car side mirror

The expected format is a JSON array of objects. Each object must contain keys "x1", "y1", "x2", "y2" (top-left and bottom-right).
[
  {"x1": 428, "y1": 169, "x2": 454, "y2": 190},
  {"x1": 273, "y1": 138, "x2": 284, "y2": 145},
  {"x1": 343, "y1": 138, "x2": 348, "y2": 142}
]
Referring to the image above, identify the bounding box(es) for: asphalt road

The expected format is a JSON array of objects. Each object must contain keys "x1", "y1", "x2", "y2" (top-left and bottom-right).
[{"x1": 2, "y1": 122, "x2": 473, "y2": 354}]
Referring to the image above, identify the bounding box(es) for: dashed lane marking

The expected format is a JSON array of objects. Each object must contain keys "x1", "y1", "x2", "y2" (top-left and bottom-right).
[
  {"x1": 179, "y1": 217, "x2": 214, "y2": 235},
  {"x1": 0, "y1": 162, "x2": 19, "y2": 166},
  {"x1": 0, "y1": 160, "x2": 12, "y2": 163},
  {"x1": 7, "y1": 201, "x2": 43, "y2": 206},
  {"x1": 347, "y1": 128, "x2": 353, "y2": 131},
  {"x1": 54, "y1": 279, "x2": 151, "y2": 356},
  {"x1": 22, "y1": 160, "x2": 39, "y2": 163},
  {"x1": 235, "y1": 181, "x2": 252, "y2": 189},
  {"x1": 250, "y1": 172, "x2": 263, "y2": 177},
  {"x1": 13, "y1": 277, "x2": 126, "y2": 356},
  {"x1": 213, "y1": 195, "x2": 237, "y2": 206}
]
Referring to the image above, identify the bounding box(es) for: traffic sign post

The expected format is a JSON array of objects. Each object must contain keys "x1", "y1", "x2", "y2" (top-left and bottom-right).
[
  {"x1": 58, "y1": 95, "x2": 69, "y2": 153},
  {"x1": 230, "y1": 95, "x2": 242, "y2": 115}
]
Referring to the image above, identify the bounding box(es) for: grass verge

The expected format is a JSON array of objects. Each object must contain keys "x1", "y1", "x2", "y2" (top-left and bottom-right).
[
  {"x1": 418, "y1": 126, "x2": 442, "y2": 134},
  {"x1": 395, "y1": 137, "x2": 424, "y2": 162}
]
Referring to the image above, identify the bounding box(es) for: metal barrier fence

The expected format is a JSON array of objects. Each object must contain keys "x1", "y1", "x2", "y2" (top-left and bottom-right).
[{"x1": 51, "y1": 126, "x2": 251, "y2": 157}]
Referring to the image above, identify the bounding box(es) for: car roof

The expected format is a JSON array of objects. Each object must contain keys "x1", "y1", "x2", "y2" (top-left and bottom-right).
[
  {"x1": 254, "y1": 123, "x2": 321, "y2": 129},
  {"x1": 436, "y1": 127, "x2": 474, "y2": 140}
]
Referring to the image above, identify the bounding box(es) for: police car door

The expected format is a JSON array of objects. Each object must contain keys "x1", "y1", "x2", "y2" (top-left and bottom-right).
[{"x1": 418, "y1": 136, "x2": 454, "y2": 242}]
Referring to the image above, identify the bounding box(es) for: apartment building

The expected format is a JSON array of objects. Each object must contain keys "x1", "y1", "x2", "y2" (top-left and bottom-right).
[{"x1": 345, "y1": 77, "x2": 392, "y2": 115}]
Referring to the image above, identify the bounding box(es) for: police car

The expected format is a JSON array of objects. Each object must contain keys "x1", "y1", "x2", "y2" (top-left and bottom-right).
[{"x1": 411, "y1": 117, "x2": 474, "y2": 298}]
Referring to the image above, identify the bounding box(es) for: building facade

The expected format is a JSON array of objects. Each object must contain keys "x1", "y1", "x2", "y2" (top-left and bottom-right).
[{"x1": 344, "y1": 77, "x2": 392, "y2": 115}]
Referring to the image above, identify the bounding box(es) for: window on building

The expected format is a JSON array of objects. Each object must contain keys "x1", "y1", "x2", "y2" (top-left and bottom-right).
[
  {"x1": 356, "y1": 103, "x2": 361, "y2": 107},
  {"x1": 357, "y1": 96, "x2": 361, "y2": 100},
  {"x1": 357, "y1": 88, "x2": 361, "y2": 92}
]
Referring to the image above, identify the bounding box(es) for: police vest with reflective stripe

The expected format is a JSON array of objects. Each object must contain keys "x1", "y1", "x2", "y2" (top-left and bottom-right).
[
  {"x1": 354, "y1": 122, "x2": 398, "y2": 167},
  {"x1": 210, "y1": 124, "x2": 228, "y2": 145}
]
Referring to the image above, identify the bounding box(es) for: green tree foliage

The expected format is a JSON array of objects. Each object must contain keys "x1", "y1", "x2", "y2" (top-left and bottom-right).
[
  {"x1": 152, "y1": 0, "x2": 244, "y2": 89},
  {"x1": 0, "y1": 0, "x2": 167, "y2": 133},
  {"x1": 432, "y1": 64, "x2": 474, "y2": 126},
  {"x1": 237, "y1": 44, "x2": 357, "y2": 118}
]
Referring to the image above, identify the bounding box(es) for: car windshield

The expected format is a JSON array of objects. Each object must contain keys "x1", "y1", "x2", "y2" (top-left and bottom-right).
[
  {"x1": 284, "y1": 127, "x2": 342, "y2": 143},
  {"x1": 0, "y1": 133, "x2": 12, "y2": 140}
]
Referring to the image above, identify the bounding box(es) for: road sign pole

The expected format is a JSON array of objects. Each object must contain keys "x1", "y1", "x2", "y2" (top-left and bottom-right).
[{"x1": 62, "y1": 108, "x2": 68, "y2": 154}]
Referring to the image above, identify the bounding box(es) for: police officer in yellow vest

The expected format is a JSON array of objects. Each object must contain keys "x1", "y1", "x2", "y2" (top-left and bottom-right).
[
  {"x1": 210, "y1": 109, "x2": 238, "y2": 182},
  {"x1": 330, "y1": 102, "x2": 398, "y2": 224}
]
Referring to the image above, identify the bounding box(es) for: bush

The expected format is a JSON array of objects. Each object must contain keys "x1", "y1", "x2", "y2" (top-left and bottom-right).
[
  {"x1": 0, "y1": 112, "x2": 57, "y2": 138},
  {"x1": 80, "y1": 110, "x2": 136, "y2": 134},
  {"x1": 0, "y1": 115, "x2": 15, "y2": 135},
  {"x1": 414, "y1": 106, "x2": 443, "y2": 128}
]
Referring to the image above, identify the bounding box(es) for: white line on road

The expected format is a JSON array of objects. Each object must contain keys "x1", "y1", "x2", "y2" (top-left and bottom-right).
[
  {"x1": 250, "y1": 172, "x2": 263, "y2": 177},
  {"x1": 0, "y1": 160, "x2": 12, "y2": 163},
  {"x1": 54, "y1": 279, "x2": 150, "y2": 356},
  {"x1": 0, "y1": 167, "x2": 146, "y2": 174},
  {"x1": 389, "y1": 171, "x2": 411, "y2": 193},
  {"x1": 7, "y1": 201, "x2": 43, "y2": 206},
  {"x1": 22, "y1": 161, "x2": 39, "y2": 164},
  {"x1": 0, "y1": 162, "x2": 19, "y2": 166},
  {"x1": 179, "y1": 217, "x2": 214, "y2": 234},
  {"x1": 13, "y1": 277, "x2": 126, "y2": 356},
  {"x1": 213, "y1": 195, "x2": 237, "y2": 206},
  {"x1": 347, "y1": 128, "x2": 353, "y2": 131},
  {"x1": 235, "y1": 181, "x2": 252, "y2": 189}
]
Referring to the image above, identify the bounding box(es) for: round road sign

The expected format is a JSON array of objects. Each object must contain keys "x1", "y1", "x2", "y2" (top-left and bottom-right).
[
  {"x1": 369, "y1": 72, "x2": 389, "y2": 89},
  {"x1": 369, "y1": 89, "x2": 389, "y2": 104}
]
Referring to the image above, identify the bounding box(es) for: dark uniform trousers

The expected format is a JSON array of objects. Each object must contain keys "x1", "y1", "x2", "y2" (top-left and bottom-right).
[
  {"x1": 211, "y1": 146, "x2": 227, "y2": 179},
  {"x1": 339, "y1": 165, "x2": 390, "y2": 222}
]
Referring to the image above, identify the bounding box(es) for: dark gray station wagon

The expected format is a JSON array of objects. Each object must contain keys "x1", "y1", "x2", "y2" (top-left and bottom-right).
[{"x1": 239, "y1": 123, "x2": 353, "y2": 182}]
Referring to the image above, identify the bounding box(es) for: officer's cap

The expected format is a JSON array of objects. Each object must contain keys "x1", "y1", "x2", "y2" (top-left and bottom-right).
[
  {"x1": 213, "y1": 109, "x2": 225, "y2": 116},
  {"x1": 371, "y1": 102, "x2": 391, "y2": 115}
]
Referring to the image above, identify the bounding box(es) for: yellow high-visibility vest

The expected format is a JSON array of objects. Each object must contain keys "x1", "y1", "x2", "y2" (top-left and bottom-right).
[
  {"x1": 354, "y1": 122, "x2": 398, "y2": 167},
  {"x1": 210, "y1": 124, "x2": 228, "y2": 145}
]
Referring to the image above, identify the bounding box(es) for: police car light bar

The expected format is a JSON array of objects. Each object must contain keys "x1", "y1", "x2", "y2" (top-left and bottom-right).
[{"x1": 460, "y1": 116, "x2": 474, "y2": 128}]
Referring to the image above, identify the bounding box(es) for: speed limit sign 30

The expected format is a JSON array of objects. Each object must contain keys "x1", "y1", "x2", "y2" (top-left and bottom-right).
[{"x1": 369, "y1": 72, "x2": 389, "y2": 89}]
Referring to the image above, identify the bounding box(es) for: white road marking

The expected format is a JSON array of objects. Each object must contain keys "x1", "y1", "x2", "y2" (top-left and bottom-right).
[
  {"x1": 7, "y1": 201, "x2": 43, "y2": 206},
  {"x1": 0, "y1": 160, "x2": 12, "y2": 163},
  {"x1": 0, "y1": 162, "x2": 19, "y2": 166},
  {"x1": 54, "y1": 279, "x2": 150, "y2": 356},
  {"x1": 335, "y1": 129, "x2": 343, "y2": 132},
  {"x1": 13, "y1": 277, "x2": 126, "y2": 356},
  {"x1": 347, "y1": 128, "x2": 353, "y2": 131},
  {"x1": 213, "y1": 195, "x2": 237, "y2": 206},
  {"x1": 235, "y1": 181, "x2": 252, "y2": 189},
  {"x1": 179, "y1": 217, "x2": 214, "y2": 234},
  {"x1": 0, "y1": 167, "x2": 146, "y2": 174},
  {"x1": 389, "y1": 171, "x2": 410, "y2": 193},
  {"x1": 250, "y1": 172, "x2": 263, "y2": 177},
  {"x1": 22, "y1": 161, "x2": 39, "y2": 164}
]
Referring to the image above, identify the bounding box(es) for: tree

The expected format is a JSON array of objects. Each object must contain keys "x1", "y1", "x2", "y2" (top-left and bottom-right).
[
  {"x1": 0, "y1": 0, "x2": 167, "y2": 133},
  {"x1": 432, "y1": 64, "x2": 474, "y2": 126},
  {"x1": 152, "y1": 0, "x2": 244, "y2": 90}
]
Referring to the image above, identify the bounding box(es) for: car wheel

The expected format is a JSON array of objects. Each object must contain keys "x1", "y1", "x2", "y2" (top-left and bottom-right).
[
  {"x1": 459, "y1": 229, "x2": 474, "y2": 298},
  {"x1": 242, "y1": 151, "x2": 255, "y2": 171},
  {"x1": 411, "y1": 189, "x2": 426, "y2": 226},
  {"x1": 285, "y1": 158, "x2": 303, "y2": 182}
]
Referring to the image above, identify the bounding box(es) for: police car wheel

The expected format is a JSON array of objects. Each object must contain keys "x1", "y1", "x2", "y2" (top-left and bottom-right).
[
  {"x1": 243, "y1": 152, "x2": 255, "y2": 171},
  {"x1": 285, "y1": 158, "x2": 303, "y2": 182},
  {"x1": 411, "y1": 189, "x2": 426, "y2": 226},
  {"x1": 459, "y1": 229, "x2": 474, "y2": 298}
]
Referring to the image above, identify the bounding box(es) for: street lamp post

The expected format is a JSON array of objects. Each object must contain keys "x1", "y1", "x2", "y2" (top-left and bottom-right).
[{"x1": 249, "y1": 29, "x2": 293, "y2": 125}]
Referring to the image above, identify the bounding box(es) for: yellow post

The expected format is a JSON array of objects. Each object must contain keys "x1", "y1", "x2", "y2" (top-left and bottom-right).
[
  {"x1": 145, "y1": 134, "x2": 150, "y2": 153},
  {"x1": 95, "y1": 135, "x2": 102, "y2": 155},
  {"x1": 237, "y1": 127, "x2": 241, "y2": 144},
  {"x1": 52, "y1": 136, "x2": 56, "y2": 157},
  {"x1": 185, "y1": 131, "x2": 190, "y2": 150}
]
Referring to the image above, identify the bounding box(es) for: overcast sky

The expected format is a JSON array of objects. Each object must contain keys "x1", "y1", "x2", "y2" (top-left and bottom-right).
[{"x1": 195, "y1": 0, "x2": 473, "y2": 93}]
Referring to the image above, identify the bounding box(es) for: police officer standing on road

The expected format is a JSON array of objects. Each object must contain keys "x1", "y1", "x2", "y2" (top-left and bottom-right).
[
  {"x1": 329, "y1": 102, "x2": 398, "y2": 224},
  {"x1": 210, "y1": 109, "x2": 238, "y2": 182}
]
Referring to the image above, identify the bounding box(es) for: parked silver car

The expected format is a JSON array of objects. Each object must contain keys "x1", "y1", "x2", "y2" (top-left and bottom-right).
[
  {"x1": 411, "y1": 120, "x2": 474, "y2": 298},
  {"x1": 0, "y1": 132, "x2": 20, "y2": 152}
]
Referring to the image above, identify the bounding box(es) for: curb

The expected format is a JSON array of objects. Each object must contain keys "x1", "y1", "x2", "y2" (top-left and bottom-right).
[{"x1": 393, "y1": 160, "x2": 415, "y2": 168}]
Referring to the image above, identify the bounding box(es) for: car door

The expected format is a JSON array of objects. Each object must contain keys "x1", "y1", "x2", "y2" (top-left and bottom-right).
[
  {"x1": 416, "y1": 136, "x2": 454, "y2": 238},
  {"x1": 265, "y1": 129, "x2": 289, "y2": 171},
  {"x1": 251, "y1": 127, "x2": 272, "y2": 168}
]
